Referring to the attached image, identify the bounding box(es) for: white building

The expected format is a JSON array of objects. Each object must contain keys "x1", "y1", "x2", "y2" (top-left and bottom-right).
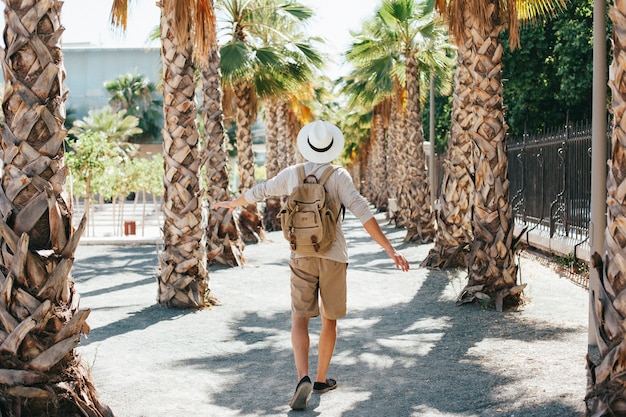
[
  {"x1": 63, "y1": 44, "x2": 161, "y2": 121},
  {"x1": 62, "y1": 44, "x2": 266, "y2": 165}
]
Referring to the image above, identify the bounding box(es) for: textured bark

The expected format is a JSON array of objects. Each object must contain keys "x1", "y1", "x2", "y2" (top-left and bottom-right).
[
  {"x1": 0, "y1": 1, "x2": 112, "y2": 415},
  {"x1": 286, "y1": 107, "x2": 298, "y2": 166},
  {"x1": 349, "y1": 148, "x2": 364, "y2": 194},
  {"x1": 455, "y1": 1, "x2": 523, "y2": 311},
  {"x1": 234, "y1": 81, "x2": 257, "y2": 193},
  {"x1": 362, "y1": 128, "x2": 375, "y2": 202},
  {"x1": 387, "y1": 84, "x2": 402, "y2": 221},
  {"x1": 200, "y1": 17, "x2": 245, "y2": 268},
  {"x1": 357, "y1": 141, "x2": 368, "y2": 194},
  {"x1": 158, "y1": 0, "x2": 214, "y2": 308},
  {"x1": 370, "y1": 104, "x2": 389, "y2": 211},
  {"x1": 398, "y1": 55, "x2": 435, "y2": 243},
  {"x1": 234, "y1": 80, "x2": 264, "y2": 243},
  {"x1": 275, "y1": 99, "x2": 295, "y2": 171},
  {"x1": 262, "y1": 99, "x2": 281, "y2": 232},
  {"x1": 387, "y1": 84, "x2": 406, "y2": 205},
  {"x1": 264, "y1": 99, "x2": 280, "y2": 179},
  {"x1": 262, "y1": 98, "x2": 292, "y2": 232},
  {"x1": 422, "y1": 40, "x2": 474, "y2": 268},
  {"x1": 587, "y1": 0, "x2": 626, "y2": 413}
]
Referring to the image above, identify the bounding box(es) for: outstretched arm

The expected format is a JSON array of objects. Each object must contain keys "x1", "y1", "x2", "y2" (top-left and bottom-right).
[
  {"x1": 213, "y1": 194, "x2": 248, "y2": 212},
  {"x1": 214, "y1": 165, "x2": 292, "y2": 212},
  {"x1": 363, "y1": 217, "x2": 410, "y2": 272}
]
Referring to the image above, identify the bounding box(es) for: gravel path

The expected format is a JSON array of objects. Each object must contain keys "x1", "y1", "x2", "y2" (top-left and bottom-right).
[{"x1": 74, "y1": 210, "x2": 589, "y2": 417}]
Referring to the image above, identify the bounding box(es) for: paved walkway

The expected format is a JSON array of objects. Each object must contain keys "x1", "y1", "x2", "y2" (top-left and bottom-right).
[{"x1": 73, "y1": 208, "x2": 590, "y2": 417}]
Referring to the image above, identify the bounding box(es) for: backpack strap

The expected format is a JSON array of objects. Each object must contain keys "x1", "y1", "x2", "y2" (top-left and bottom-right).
[
  {"x1": 318, "y1": 165, "x2": 346, "y2": 221},
  {"x1": 318, "y1": 165, "x2": 340, "y2": 186},
  {"x1": 296, "y1": 164, "x2": 306, "y2": 184}
]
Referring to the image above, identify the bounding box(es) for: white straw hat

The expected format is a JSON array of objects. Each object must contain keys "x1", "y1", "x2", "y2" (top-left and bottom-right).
[{"x1": 296, "y1": 120, "x2": 345, "y2": 163}]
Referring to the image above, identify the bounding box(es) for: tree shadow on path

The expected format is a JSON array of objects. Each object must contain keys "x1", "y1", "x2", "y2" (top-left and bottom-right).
[{"x1": 171, "y1": 268, "x2": 585, "y2": 417}]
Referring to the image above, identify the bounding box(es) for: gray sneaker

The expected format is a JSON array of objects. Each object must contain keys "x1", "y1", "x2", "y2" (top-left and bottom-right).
[{"x1": 289, "y1": 376, "x2": 312, "y2": 410}]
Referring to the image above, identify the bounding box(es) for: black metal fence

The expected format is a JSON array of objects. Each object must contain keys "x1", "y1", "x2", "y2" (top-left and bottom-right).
[{"x1": 506, "y1": 120, "x2": 605, "y2": 246}]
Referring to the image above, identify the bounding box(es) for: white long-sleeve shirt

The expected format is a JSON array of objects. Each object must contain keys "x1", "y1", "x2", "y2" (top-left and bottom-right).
[{"x1": 244, "y1": 162, "x2": 374, "y2": 263}]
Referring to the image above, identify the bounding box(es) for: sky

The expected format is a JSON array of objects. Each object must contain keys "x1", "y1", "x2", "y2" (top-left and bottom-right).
[{"x1": 54, "y1": 0, "x2": 379, "y2": 80}]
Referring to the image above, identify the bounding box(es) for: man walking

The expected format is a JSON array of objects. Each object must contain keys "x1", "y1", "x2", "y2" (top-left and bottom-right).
[{"x1": 214, "y1": 120, "x2": 410, "y2": 410}]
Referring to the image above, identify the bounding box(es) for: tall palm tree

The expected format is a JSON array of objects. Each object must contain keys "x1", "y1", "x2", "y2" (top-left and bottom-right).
[
  {"x1": 587, "y1": 0, "x2": 626, "y2": 413},
  {"x1": 436, "y1": 0, "x2": 565, "y2": 311},
  {"x1": 199, "y1": 1, "x2": 245, "y2": 268},
  {"x1": 377, "y1": 0, "x2": 453, "y2": 243},
  {"x1": 344, "y1": 3, "x2": 452, "y2": 234},
  {"x1": 0, "y1": 0, "x2": 112, "y2": 415},
  {"x1": 156, "y1": 0, "x2": 219, "y2": 307},
  {"x1": 422, "y1": 39, "x2": 474, "y2": 268},
  {"x1": 112, "y1": 0, "x2": 219, "y2": 308},
  {"x1": 341, "y1": 49, "x2": 393, "y2": 212},
  {"x1": 257, "y1": 4, "x2": 323, "y2": 166},
  {"x1": 218, "y1": 0, "x2": 315, "y2": 242}
]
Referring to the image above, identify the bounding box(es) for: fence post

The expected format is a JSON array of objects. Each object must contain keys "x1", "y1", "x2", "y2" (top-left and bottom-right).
[
  {"x1": 589, "y1": 0, "x2": 607, "y2": 346},
  {"x1": 511, "y1": 134, "x2": 526, "y2": 223},
  {"x1": 549, "y1": 139, "x2": 567, "y2": 238}
]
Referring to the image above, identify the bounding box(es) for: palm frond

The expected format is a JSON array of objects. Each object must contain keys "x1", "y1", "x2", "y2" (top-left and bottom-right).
[
  {"x1": 220, "y1": 40, "x2": 253, "y2": 80},
  {"x1": 279, "y1": 1, "x2": 314, "y2": 20},
  {"x1": 192, "y1": 0, "x2": 216, "y2": 66},
  {"x1": 110, "y1": 0, "x2": 129, "y2": 29},
  {"x1": 517, "y1": 0, "x2": 567, "y2": 23}
]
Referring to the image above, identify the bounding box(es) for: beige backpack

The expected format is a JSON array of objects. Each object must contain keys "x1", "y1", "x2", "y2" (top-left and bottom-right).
[{"x1": 278, "y1": 164, "x2": 341, "y2": 255}]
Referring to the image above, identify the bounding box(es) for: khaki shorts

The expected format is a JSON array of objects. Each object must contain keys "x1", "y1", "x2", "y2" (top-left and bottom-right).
[{"x1": 289, "y1": 257, "x2": 348, "y2": 320}]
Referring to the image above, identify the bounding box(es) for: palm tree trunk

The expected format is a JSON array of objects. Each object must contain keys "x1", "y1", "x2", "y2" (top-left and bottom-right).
[
  {"x1": 587, "y1": 0, "x2": 626, "y2": 413},
  {"x1": 0, "y1": 1, "x2": 112, "y2": 415},
  {"x1": 262, "y1": 99, "x2": 280, "y2": 231},
  {"x1": 275, "y1": 99, "x2": 294, "y2": 171},
  {"x1": 370, "y1": 103, "x2": 389, "y2": 210},
  {"x1": 200, "y1": 20, "x2": 245, "y2": 268},
  {"x1": 234, "y1": 80, "x2": 264, "y2": 243},
  {"x1": 422, "y1": 40, "x2": 474, "y2": 268},
  {"x1": 158, "y1": 0, "x2": 214, "y2": 308},
  {"x1": 357, "y1": 141, "x2": 368, "y2": 194},
  {"x1": 456, "y1": 1, "x2": 524, "y2": 312},
  {"x1": 263, "y1": 98, "x2": 291, "y2": 232},
  {"x1": 387, "y1": 83, "x2": 403, "y2": 221},
  {"x1": 399, "y1": 54, "x2": 436, "y2": 243},
  {"x1": 264, "y1": 98, "x2": 280, "y2": 179},
  {"x1": 359, "y1": 130, "x2": 377, "y2": 202},
  {"x1": 234, "y1": 81, "x2": 257, "y2": 192},
  {"x1": 286, "y1": 108, "x2": 298, "y2": 166}
]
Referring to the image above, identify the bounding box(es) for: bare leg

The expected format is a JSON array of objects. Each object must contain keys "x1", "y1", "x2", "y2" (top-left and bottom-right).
[
  {"x1": 316, "y1": 316, "x2": 337, "y2": 383},
  {"x1": 292, "y1": 315, "x2": 310, "y2": 380}
]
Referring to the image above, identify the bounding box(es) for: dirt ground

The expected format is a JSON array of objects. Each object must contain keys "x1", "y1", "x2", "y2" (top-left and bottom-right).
[{"x1": 73, "y1": 211, "x2": 590, "y2": 417}]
